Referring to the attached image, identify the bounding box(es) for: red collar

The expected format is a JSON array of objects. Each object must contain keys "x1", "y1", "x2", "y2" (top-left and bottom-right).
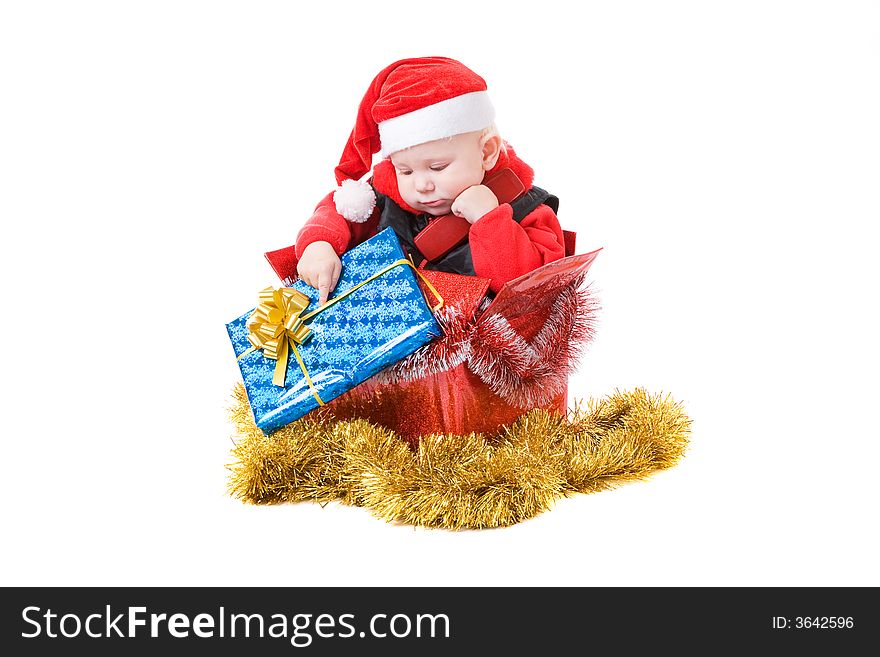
[{"x1": 369, "y1": 142, "x2": 535, "y2": 215}]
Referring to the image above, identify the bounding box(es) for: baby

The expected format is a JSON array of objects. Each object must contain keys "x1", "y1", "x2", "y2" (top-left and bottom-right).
[{"x1": 296, "y1": 56, "x2": 565, "y2": 304}]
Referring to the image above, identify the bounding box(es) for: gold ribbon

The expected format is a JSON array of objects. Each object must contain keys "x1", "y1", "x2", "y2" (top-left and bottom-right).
[
  {"x1": 299, "y1": 258, "x2": 444, "y2": 322},
  {"x1": 238, "y1": 258, "x2": 444, "y2": 406}
]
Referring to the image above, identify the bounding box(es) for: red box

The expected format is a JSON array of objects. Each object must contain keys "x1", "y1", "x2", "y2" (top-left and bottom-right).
[{"x1": 264, "y1": 232, "x2": 598, "y2": 445}]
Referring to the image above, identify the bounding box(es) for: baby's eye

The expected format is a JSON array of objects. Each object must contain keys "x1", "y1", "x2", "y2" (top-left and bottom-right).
[
  {"x1": 397, "y1": 170, "x2": 412, "y2": 176},
  {"x1": 430, "y1": 165, "x2": 448, "y2": 172}
]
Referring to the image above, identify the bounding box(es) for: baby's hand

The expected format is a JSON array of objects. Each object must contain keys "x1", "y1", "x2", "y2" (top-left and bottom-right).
[
  {"x1": 296, "y1": 241, "x2": 341, "y2": 306},
  {"x1": 451, "y1": 185, "x2": 499, "y2": 224}
]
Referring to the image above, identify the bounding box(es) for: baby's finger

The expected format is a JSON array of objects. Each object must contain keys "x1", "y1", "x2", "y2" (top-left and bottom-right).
[{"x1": 317, "y1": 272, "x2": 331, "y2": 306}]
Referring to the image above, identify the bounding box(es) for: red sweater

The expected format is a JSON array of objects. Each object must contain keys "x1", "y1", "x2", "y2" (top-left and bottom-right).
[{"x1": 295, "y1": 145, "x2": 565, "y2": 294}]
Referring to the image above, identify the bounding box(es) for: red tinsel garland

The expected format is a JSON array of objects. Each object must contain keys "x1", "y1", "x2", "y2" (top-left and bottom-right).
[{"x1": 374, "y1": 274, "x2": 598, "y2": 408}]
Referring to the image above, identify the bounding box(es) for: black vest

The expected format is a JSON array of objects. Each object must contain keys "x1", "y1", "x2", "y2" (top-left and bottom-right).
[{"x1": 375, "y1": 186, "x2": 559, "y2": 276}]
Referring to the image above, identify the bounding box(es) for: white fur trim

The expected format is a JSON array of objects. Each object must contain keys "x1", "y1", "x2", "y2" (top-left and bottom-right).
[
  {"x1": 333, "y1": 179, "x2": 376, "y2": 222},
  {"x1": 378, "y1": 91, "x2": 495, "y2": 157}
]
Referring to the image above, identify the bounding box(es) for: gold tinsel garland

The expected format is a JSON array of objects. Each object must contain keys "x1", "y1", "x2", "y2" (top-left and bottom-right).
[{"x1": 227, "y1": 384, "x2": 691, "y2": 529}]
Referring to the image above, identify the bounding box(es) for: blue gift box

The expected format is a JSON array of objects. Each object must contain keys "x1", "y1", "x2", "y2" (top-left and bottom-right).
[{"x1": 226, "y1": 228, "x2": 442, "y2": 433}]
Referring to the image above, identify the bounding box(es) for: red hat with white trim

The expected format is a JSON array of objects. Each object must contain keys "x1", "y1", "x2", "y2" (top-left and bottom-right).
[{"x1": 332, "y1": 57, "x2": 495, "y2": 222}]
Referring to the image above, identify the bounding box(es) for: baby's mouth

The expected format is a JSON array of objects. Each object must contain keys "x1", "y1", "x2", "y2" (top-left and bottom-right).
[{"x1": 421, "y1": 199, "x2": 446, "y2": 207}]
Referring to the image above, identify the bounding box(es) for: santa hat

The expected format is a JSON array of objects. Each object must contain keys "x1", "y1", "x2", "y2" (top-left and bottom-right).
[{"x1": 332, "y1": 57, "x2": 496, "y2": 222}]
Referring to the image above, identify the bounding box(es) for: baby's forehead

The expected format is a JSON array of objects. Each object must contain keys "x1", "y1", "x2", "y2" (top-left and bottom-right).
[{"x1": 390, "y1": 133, "x2": 477, "y2": 165}]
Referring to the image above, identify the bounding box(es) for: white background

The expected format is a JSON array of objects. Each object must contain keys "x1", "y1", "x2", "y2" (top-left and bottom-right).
[{"x1": 1, "y1": 1, "x2": 878, "y2": 587}]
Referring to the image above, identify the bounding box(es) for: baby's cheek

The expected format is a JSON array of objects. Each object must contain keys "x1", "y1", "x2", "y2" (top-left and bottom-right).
[
  {"x1": 443, "y1": 179, "x2": 468, "y2": 201},
  {"x1": 395, "y1": 176, "x2": 412, "y2": 197}
]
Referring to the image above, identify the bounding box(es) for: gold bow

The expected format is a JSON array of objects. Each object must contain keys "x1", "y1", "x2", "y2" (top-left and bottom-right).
[{"x1": 244, "y1": 287, "x2": 313, "y2": 388}]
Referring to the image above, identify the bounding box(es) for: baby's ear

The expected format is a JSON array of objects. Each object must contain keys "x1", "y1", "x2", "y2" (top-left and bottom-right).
[{"x1": 480, "y1": 133, "x2": 503, "y2": 170}]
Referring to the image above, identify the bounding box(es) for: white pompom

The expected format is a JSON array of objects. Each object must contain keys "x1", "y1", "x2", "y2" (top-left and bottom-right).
[{"x1": 333, "y1": 179, "x2": 376, "y2": 223}]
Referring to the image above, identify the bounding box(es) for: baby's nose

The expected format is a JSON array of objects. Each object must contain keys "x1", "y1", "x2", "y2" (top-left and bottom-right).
[{"x1": 414, "y1": 174, "x2": 435, "y2": 192}]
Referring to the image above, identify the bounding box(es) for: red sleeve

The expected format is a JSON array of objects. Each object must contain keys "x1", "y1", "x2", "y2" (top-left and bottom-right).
[
  {"x1": 469, "y1": 202, "x2": 565, "y2": 293},
  {"x1": 294, "y1": 192, "x2": 380, "y2": 258}
]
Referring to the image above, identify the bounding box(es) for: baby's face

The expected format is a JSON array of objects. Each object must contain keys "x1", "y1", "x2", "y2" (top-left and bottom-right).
[{"x1": 389, "y1": 131, "x2": 489, "y2": 216}]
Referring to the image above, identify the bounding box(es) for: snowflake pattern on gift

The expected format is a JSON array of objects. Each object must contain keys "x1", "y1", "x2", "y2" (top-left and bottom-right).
[{"x1": 226, "y1": 228, "x2": 442, "y2": 433}]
